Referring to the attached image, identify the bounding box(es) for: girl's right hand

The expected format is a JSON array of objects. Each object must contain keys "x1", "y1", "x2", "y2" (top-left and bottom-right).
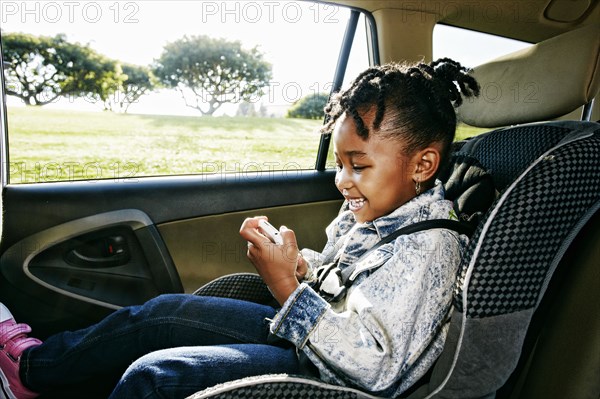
[
  {"x1": 239, "y1": 217, "x2": 301, "y2": 305},
  {"x1": 295, "y1": 252, "x2": 308, "y2": 280}
]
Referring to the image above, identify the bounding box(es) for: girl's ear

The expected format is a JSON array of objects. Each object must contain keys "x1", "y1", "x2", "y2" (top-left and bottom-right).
[{"x1": 412, "y1": 145, "x2": 441, "y2": 183}]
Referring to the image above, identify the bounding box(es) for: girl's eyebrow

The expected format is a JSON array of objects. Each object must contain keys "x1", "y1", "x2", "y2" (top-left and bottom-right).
[{"x1": 345, "y1": 150, "x2": 368, "y2": 158}]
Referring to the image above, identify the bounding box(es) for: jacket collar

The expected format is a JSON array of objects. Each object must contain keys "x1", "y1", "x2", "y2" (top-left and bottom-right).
[
  {"x1": 371, "y1": 180, "x2": 447, "y2": 238},
  {"x1": 330, "y1": 180, "x2": 449, "y2": 241}
]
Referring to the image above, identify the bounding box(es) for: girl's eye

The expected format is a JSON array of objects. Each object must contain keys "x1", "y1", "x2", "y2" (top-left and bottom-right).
[{"x1": 334, "y1": 163, "x2": 366, "y2": 173}]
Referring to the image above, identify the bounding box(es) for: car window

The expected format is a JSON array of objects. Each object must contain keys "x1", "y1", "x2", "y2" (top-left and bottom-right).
[
  {"x1": 2, "y1": 1, "x2": 370, "y2": 184},
  {"x1": 433, "y1": 24, "x2": 532, "y2": 68},
  {"x1": 433, "y1": 24, "x2": 532, "y2": 138}
]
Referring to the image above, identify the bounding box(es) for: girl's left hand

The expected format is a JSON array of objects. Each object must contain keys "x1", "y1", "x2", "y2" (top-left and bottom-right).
[{"x1": 239, "y1": 217, "x2": 300, "y2": 306}]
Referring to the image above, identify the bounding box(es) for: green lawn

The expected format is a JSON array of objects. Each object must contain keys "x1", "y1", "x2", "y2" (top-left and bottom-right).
[
  {"x1": 455, "y1": 124, "x2": 488, "y2": 141},
  {"x1": 6, "y1": 107, "x2": 487, "y2": 184},
  {"x1": 7, "y1": 107, "x2": 324, "y2": 183}
]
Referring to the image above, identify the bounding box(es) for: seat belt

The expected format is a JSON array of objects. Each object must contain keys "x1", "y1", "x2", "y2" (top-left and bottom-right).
[{"x1": 316, "y1": 219, "x2": 475, "y2": 303}]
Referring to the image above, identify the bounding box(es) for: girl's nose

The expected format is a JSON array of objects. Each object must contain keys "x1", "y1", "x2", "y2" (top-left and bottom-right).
[{"x1": 335, "y1": 168, "x2": 352, "y2": 190}]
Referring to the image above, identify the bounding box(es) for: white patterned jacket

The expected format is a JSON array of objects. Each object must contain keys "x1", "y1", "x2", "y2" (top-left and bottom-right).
[{"x1": 270, "y1": 181, "x2": 468, "y2": 396}]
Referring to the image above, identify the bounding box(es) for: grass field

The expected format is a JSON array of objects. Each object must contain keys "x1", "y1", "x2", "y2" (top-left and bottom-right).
[{"x1": 6, "y1": 107, "x2": 487, "y2": 184}]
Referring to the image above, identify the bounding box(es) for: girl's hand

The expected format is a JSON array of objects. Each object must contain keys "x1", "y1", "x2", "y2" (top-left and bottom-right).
[
  {"x1": 295, "y1": 252, "x2": 308, "y2": 281},
  {"x1": 239, "y1": 217, "x2": 300, "y2": 306}
]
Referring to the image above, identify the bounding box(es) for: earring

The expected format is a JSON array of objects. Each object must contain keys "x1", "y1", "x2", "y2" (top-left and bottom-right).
[{"x1": 415, "y1": 180, "x2": 421, "y2": 195}]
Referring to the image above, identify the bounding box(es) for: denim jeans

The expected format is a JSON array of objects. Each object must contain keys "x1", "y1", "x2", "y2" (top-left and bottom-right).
[{"x1": 20, "y1": 294, "x2": 301, "y2": 398}]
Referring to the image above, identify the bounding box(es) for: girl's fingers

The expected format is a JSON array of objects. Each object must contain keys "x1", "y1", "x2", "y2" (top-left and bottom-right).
[{"x1": 239, "y1": 216, "x2": 268, "y2": 244}]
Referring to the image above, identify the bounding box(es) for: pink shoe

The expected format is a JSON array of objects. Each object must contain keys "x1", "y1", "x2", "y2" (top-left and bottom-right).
[{"x1": 0, "y1": 303, "x2": 41, "y2": 399}]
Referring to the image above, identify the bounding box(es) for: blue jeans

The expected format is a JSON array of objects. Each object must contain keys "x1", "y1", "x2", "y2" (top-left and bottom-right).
[{"x1": 21, "y1": 294, "x2": 301, "y2": 398}]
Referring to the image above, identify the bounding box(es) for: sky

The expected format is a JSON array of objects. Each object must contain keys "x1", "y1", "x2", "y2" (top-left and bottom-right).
[{"x1": 1, "y1": 0, "x2": 531, "y2": 116}]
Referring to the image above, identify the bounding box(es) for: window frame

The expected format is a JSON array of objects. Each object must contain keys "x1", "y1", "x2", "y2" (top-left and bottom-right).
[
  {"x1": 315, "y1": 5, "x2": 380, "y2": 171},
  {"x1": 1, "y1": 37, "x2": 9, "y2": 189}
]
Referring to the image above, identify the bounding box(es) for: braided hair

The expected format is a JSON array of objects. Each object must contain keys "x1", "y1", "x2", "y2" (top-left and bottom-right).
[{"x1": 323, "y1": 58, "x2": 480, "y2": 168}]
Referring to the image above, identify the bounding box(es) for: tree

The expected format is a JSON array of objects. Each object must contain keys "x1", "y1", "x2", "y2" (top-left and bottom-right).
[
  {"x1": 101, "y1": 63, "x2": 156, "y2": 113},
  {"x1": 287, "y1": 93, "x2": 329, "y2": 120},
  {"x1": 118, "y1": 64, "x2": 156, "y2": 113},
  {"x1": 73, "y1": 55, "x2": 124, "y2": 111},
  {"x1": 154, "y1": 35, "x2": 272, "y2": 116},
  {"x1": 2, "y1": 32, "x2": 120, "y2": 106}
]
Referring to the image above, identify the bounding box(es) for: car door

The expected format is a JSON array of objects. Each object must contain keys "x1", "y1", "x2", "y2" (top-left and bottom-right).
[{"x1": 0, "y1": 0, "x2": 376, "y2": 338}]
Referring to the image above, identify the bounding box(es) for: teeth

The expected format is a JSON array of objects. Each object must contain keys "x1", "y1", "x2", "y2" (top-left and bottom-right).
[{"x1": 349, "y1": 198, "x2": 365, "y2": 208}]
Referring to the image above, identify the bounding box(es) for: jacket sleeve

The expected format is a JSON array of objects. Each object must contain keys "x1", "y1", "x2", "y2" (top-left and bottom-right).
[{"x1": 270, "y1": 229, "x2": 464, "y2": 392}]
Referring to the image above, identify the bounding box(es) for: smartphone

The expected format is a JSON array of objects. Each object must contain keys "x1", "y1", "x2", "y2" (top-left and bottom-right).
[{"x1": 258, "y1": 220, "x2": 283, "y2": 245}]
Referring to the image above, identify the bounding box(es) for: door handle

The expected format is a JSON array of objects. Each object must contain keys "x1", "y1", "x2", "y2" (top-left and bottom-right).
[{"x1": 65, "y1": 235, "x2": 130, "y2": 268}]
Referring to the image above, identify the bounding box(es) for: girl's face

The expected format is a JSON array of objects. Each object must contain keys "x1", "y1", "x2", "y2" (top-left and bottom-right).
[{"x1": 333, "y1": 113, "x2": 419, "y2": 223}]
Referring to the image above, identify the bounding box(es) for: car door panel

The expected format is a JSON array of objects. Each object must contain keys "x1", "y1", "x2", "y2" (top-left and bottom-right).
[
  {"x1": 1, "y1": 170, "x2": 339, "y2": 250},
  {"x1": 159, "y1": 199, "x2": 343, "y2": 293},
  {"x1": 0, "y1": 209, "x2": 180, "y2": 336},
  {"x1": 0, "y1": 170, "x2": 342, "y2": 336}
]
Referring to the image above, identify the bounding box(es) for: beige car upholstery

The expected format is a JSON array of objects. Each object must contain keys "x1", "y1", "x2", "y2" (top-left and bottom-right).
[{"x1": 458, "y1": 23, "x2": 600, "y2": 128}]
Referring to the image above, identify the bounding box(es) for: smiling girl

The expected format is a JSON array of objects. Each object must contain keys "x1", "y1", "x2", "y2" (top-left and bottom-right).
[{"x1": 243, "y1": 59, "x2": 480, "y2": 395}]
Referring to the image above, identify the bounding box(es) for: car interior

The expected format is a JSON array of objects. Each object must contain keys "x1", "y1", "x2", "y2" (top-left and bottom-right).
[{"x1": 1, "y1": 0, "x2": 598, "y2": 398}]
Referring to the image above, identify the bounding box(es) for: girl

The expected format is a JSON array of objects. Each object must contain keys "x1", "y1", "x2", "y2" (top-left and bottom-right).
[{"x1": 0, "y1": 59, "x2": 479, "y2": 399}]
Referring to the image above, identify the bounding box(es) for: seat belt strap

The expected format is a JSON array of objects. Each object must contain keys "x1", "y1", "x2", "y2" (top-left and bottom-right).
[{"x1": 339, "y1": 219, "x2": 475, "y2": 285}]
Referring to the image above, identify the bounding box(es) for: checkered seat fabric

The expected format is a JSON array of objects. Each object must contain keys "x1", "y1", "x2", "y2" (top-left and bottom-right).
[
  {"x1": 410, "y1": 121, "x2": 600, "y2": 399},
  {"x1": 453, "y1": 123, "x2": 573, "y2": 192},
  {"x1": 456, "y1": 127, "x2": 599, "y2": 317},
  {"x1": 193, "y1": 273, "x2": 276, "y2": 306},
  {"x1": 188, "y1": 375, "x2": 379, "y2": 399},
  {"x1": 190, "y1": 121, "x2": 600, "y2": 399}
]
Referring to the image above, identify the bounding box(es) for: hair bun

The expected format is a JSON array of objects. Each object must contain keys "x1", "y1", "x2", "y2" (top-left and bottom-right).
[{"x1": 429, "y1": 58, "x2": 480, "y2": 108}]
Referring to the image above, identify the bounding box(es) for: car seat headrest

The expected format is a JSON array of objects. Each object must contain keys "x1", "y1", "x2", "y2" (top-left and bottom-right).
[{"x1": 458, "y1": 23, "x2": 600, "y2": 128}]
